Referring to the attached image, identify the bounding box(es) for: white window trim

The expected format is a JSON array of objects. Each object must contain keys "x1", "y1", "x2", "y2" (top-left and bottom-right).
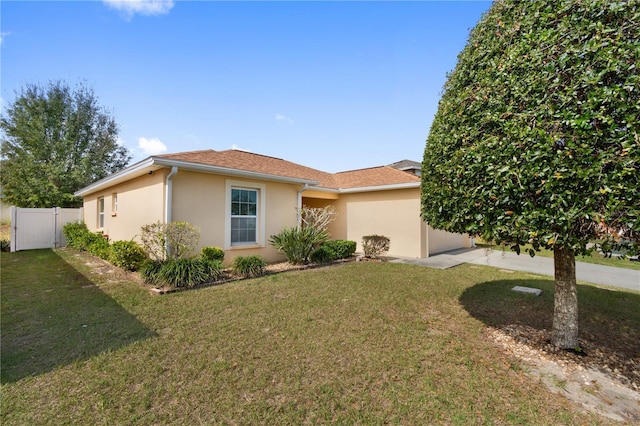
[{"x1": 225, "y1": 180, "x2": 266, "y2": 249}]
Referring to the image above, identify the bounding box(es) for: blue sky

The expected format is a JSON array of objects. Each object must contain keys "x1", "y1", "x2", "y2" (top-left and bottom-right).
[{"x1": 1, "y1": 0, "x2": 491, "y2": 173}]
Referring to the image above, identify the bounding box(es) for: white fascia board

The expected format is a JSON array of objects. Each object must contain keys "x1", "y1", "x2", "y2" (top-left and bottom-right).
[
  {"x1": 153, "y1": 158, "x2": 319, "y2": 186},
  {"x1": 337, "y1": 181, "x2": 421, "y2": 193},
  {"x1": 74, "y1": 157, "x2": 319, "y2": 197},
  {"x1": 74, "y1": 158, "x2": 157, "y2": 197},
  {"x1": 303, "y1": 182, "x2": 420, "y2": 195}
]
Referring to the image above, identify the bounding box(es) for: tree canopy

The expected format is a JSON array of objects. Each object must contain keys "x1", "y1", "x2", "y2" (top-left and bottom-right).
[
  {"x1": 422, "y1": 0, "x2": 639, "y2": 255},
  {"x1": 1, "y1": 81, "x2": 131, "y2": 207},
  {"x1": 421, "y1": 0, "x2": 639, "y2": 348}
]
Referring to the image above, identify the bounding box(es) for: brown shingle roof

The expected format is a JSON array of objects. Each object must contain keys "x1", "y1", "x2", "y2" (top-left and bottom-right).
[
  {"x1": 157, "y1": 149, "x2": 336, "y2": 186},
  {"x1": 156, "y1": 149, "x2": 419, "y2": 190},
  {"x1": 332, "y1": 166, "x2": 421, "y2": 189}
]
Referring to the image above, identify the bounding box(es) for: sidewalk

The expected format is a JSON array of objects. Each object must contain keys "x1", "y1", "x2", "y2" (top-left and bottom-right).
[{"x1": 392, "y1": 248, "x2": 640, "y2": 292}]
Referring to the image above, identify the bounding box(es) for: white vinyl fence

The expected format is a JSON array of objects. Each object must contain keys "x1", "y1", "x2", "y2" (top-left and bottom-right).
[{"x1": 9, "y1": 207, "x2": 83, "y2": 252}]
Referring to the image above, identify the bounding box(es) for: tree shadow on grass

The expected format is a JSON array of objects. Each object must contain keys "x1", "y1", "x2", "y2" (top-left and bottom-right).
[
  {"x1": 1, "y1": 250, "x2": 157, "y2": 384},
  {"x1": 459, "y1": 278, "x2": 640, "y2": 380}
]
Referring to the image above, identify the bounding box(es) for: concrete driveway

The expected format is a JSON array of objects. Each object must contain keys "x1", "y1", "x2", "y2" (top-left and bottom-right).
[{"x1": 392, "y1": 248, "x2": 640, "y2": 292}]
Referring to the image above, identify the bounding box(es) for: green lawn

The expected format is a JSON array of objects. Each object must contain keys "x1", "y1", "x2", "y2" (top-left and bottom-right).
[{"x1": 2, "y1": 249, "x2": 635, "y2": 425}]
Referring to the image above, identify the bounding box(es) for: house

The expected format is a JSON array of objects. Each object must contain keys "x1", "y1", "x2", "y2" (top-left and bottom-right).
[{"x1": 74, "y1": 149, "x2": 470, "y2": 263}]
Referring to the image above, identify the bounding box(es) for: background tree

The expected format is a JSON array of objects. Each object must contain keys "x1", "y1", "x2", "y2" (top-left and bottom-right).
[
  {"x1": 421, "y1": 0, "x2": 639, "y2": 349},
  {"x1": 1, "y1": 80, "x2": 131, "y2": 207}
]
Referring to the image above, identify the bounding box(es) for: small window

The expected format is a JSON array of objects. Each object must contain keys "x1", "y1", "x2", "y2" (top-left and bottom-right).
[
  {"x1": 98, "y1": 197, "x2": 105, "y2": 228},
  {"x1": 230, "y1": 188, "x2": 258, "y2": 245},
  {"x1": 112, "y1": 193, "x2": 118, "y2": 216}
]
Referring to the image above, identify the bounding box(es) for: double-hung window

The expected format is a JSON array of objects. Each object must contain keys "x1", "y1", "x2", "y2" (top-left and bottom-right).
[
  {"x1": 98, "y1": 197, "x2": 105, "y2": 228},
  {"x1": 230, "y1": 188, "x2": 258, "y2": 245}
]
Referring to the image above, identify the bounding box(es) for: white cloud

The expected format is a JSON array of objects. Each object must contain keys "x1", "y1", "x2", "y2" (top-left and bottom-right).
[
  {"x1": 230, "y1": 144, "x2": 250, "y2": 152},
  {"x1": 138, "y1": 137, "x2": 167, "y2": 155},
  {"x1": 103, "y1": 0, "x2": 174, "y2": 18},
  {"x1": 275, "y1": 114, "x2": 293, "y2": 124},
  {"x1": 0, "y1": 31, "x2": 11, "y2": 46}
]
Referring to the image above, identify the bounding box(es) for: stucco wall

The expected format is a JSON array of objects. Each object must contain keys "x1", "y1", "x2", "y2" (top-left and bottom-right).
[
  {"x1": 83, "y1": 171, "x2": 166, "y2": 242},
  {"x1": 171, "y1": 171, "x2": 299, "y2": 263},
  {"x1": 332, "y1": 188, "x2": 427, "y2": 258},
  {"x1": 427, "y1": 226, "x2": 471, "y2": 255}
]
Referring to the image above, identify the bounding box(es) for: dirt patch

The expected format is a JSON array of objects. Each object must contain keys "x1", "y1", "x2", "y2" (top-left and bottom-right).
[{"x1": 488, "y1": 325, "x2": 640, "y2": 423}]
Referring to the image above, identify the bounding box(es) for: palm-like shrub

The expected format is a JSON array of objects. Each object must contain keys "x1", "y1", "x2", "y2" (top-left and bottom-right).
[
  {"x1": 269, "y1": 226, "x2": 330, "y2": 265},
  {"x1": 232, "y1": 255, "x2": 266, "y2": 278}
]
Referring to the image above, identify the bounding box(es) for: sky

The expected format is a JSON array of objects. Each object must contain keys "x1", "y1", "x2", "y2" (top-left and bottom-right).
[{"x1": 1, "y1": 0, "x2": 492, "y2": 173}]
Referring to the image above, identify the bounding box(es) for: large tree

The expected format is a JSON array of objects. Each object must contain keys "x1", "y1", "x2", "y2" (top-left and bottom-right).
[
  {"x1": 422, "y1": 0, "x2": 639, "y2": 349},
  {"x1": 1, "y1": 81, "x2": 131, "y2": 207}
]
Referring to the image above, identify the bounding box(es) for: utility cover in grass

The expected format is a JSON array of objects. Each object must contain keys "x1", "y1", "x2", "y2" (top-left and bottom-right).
[{"x1": 512, "y1": 286, "x2": 542, "y2": 296}]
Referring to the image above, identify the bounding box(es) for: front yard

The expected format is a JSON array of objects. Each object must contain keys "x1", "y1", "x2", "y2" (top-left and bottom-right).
[{"x1": 1, "y1": 249, "x2": 637, "y2": 425}]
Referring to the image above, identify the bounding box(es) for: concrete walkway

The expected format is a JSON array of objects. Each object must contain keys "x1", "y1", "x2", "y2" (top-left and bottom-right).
[{"x1": 391, "y1": 248, "x2": 640, "y2": 292}]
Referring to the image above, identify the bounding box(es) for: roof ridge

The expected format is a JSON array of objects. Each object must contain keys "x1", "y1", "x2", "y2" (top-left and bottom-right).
[
  {"x1": 334, "y1": 165, "x2": 397, "y2": 175},
  {"x1": 219, "y1": 149, "x2": 285, "y2": 162},
  {"x1": 156, "y1": 148, "x2": 215, "y2": 157}
]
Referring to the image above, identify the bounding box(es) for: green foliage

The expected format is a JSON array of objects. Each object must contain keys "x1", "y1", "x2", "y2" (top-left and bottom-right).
[
  {"x1": 63, "y1": 222, "x2": 109, "y2": 256},
  {"x1": 63, "y1": 222, "x2": 90, "y2": 250},
  {"x1": 310, "y1": 245, "x2": 335, "y2": 264},
  {"x1": 323, "y1": 240, "x2": 357, "y2": 259},
  {"x1": 202, "y1": 246, "x2": 225, "y2": 262},
  {"x1": 1, "y1": 239, "x2": 10, "y2": 252},
  {"x1": 140, "y1": 257, "x2": 222, "y2": 288},
  {"x1": 0, "y1": 80, "x2": 131, "y2": 207},
  {"x1": 269, "y1": 226, "x2": 330, "y2": 265},
  {"x1": 421, "y1": 0, "x2": 639, "y2": 256},
  {"x1": 232, "y1": 255, "x2": 266, "y2": 278},
  {"x1": 362, "y1": 235, "x2": 390, "y2": 258},
  {"x1": 140, "y1": 221, "x2": 201, "y2": 261},
  {"x1": 139, "y1": 260, "x2": 165, "y2": 286},
  {"x1": 109, "y1": 240, "x2": 147, "y2": 271},
  {"x1": 310, "y1": 240, "x2": 357, "y2": 264},
  {"x1": 87, "y1": 234, "x2": 110, "y2": 260},
  {"x1": 156, "y1": 258, "x2": 209, "y2": 288}
]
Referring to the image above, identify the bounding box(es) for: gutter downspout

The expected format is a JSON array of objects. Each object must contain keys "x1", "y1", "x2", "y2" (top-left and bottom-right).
[
  {"x1": 297, "y1": 183, "x2": 309, "y2": 226},
  {"x1": 165, "y1": 166, "x2": 178, "y2": 224}
]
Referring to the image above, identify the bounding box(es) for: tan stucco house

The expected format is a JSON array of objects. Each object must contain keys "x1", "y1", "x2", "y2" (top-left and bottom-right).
[{"x1": 75, "y1": 149, "x2": 470, "y2": 263}]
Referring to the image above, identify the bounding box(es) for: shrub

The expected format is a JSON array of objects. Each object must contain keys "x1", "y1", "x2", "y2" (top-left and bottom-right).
[
  {"x1": 232, "y1": 255, "x2": 266, "y2": 278},
  {"x1": 157, "y1": 258, "x2": 209, "y2": 288},
  {"x1": 63, "y1": 222, "x2": 90, "y2": 250},
  {"x1": 87, "y1": 234, "x2": 111, "y2": 260},
  {"x1": 310, "y1": 245, "x2": 335, "y2": 264},
  {"x1": 139, "y1": 260, "x2": 165, "y2": 286},
  {"x1": 0, "y1": 239, "x2": 10, "y2": 252},
  {"x1": 202, "y1": 246, "x2": 225, "y2": 262},
  {"x1": 140, "y1": 221, "x2": 201, "y2": 261},
  {"x1": 200, "y1": 258, "x2": 224, "y2": 282},
  {"x1": 269, "y1": 226, "x2": 330, "y2": 265},
  {"x1": 362, "y1": 235, "x2": 390, "y2": 258},
  {"x1": 141, "y1": 257, "x2": 222, "y2": 288},
  {"x1": 109, "y1": 240, "x2": 147, "y2": 271},
  {"x1": 323, "y1": 240, "x2": 356, "y2": 259}
]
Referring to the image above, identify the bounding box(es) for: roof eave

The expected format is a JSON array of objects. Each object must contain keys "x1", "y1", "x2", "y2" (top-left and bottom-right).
[
  {"x1": 338, "y1": 181, "x2": 420, "y2": 193},
  {"x1": 74, "y1": 156, "x2": 320, "y2": 197},
  {"x1": 154, "y1": 158, "x2": 319, "y2": 186}
]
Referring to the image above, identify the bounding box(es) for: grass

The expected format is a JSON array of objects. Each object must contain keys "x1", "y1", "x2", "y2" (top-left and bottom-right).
[
  {"x1": 2, "y1": 249, "x2": 635, "y2": 425},
  {"x1": 477, "y1": 242, "x2": 640, "y2": 271}
]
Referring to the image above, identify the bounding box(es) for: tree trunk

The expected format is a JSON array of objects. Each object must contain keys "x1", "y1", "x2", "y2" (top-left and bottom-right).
[{"x1": 552, "y1": 245, "x2": 579, "y2": 349}]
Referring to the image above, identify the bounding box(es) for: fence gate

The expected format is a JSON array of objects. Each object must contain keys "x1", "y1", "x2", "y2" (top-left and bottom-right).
[{"x1": 10, "y1": 207, "x2": 83, "y2": 252}]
